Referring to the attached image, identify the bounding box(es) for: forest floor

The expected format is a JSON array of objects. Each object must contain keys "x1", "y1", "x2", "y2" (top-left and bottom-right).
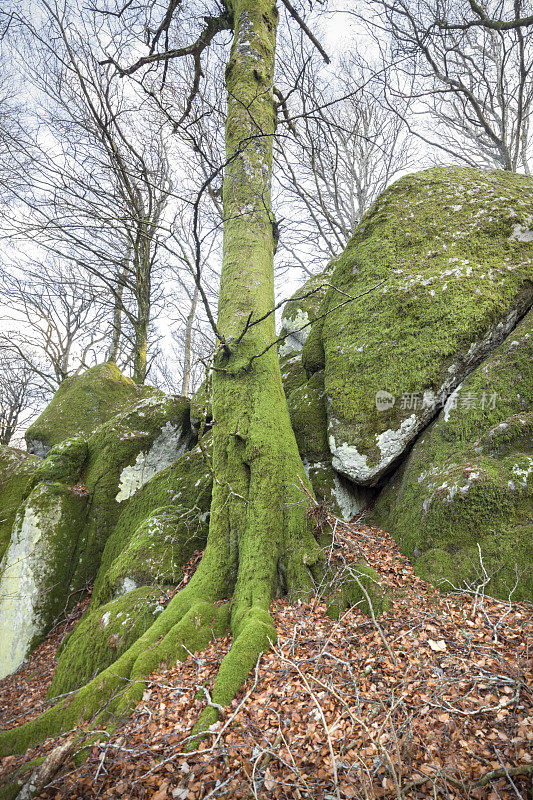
[{"x1": 0, "y1": 519, "x2": 531, "y2": 800}]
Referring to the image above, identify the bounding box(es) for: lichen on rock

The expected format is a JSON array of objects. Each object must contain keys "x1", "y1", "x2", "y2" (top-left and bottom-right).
[
  {"x1": 0, "y1": 482, "x2": 88, "y2": 679},
  {"x1": 91, "y1": 441, "x2": 212, "y2": 607},
  {"x1": 0, "y1": 446, "x2": 41, "y2": 561}
]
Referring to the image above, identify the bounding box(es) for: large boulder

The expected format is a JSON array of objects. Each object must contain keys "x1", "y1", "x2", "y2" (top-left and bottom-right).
[
  {"x1": 25, "y1": 362, "x2": 159, "y2": 456},
  {"x1": 373, "y1": 308, "x2": 532, "y2": 600},
  {"x1": 316, "y1": 167, "x2": 533, "y2": 486},
  {"x1": 57, "y1": 392, "x2": 195, "y2": 594},
  {"x1": 50, "y1": 440, "x2": 214, "y2": 695},
  {"x1": 0, "y1": 481, "x2": 89, "y2": 679},
  {"x1": 91, "y1": 440, "x2": 212, "y2": 607},
  {"x1": 0, "y1": 369, "x2": 198, "y2": 678},
  {"x1": 0, "y1": 446, "x2": 41, "y2": 561}
]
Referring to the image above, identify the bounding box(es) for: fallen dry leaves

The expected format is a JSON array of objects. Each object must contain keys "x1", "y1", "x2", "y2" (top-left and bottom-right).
[{"x1": 0, "y1": 521, "x2": 531, "y2": 800}]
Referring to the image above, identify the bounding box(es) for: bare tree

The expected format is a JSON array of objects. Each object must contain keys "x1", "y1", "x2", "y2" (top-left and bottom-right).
[
  {"x1": 274, "y1": 49, "x2": 414, "y2": 275},
  {"x1": 363, "y1": 0, "x2": 533, "y2": 172},
  {"x1": 2, "y1": 0, "x2": 174, "y2": 383},
  {"x1": 0, "y1": 354, "x2": 44, "y2": 447},
  {"x1": 0, "y1": 259, "x2": 108, "y2": 391}
]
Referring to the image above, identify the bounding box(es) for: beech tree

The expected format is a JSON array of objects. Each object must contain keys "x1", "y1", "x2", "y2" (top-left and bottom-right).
[{"x1": 0, "y1": 0, "x2": 330, "y2": 751}]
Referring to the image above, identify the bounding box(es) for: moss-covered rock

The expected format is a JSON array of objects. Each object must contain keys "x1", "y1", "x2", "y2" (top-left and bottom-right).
[
  {"x1": 0, "y1": 482, "x2": 89, "y2": 679},
  {"x1": 30, "y1": 436, "x2": 88, "y2": 487},
  {"x1": 279, "y1": 265, "x2": 333, "y2": 357},
  {"x1": 25, "y1": 363, "x2": 159, "y2": 455},
  {"x1": 69, "y1": 392, "x2": 195, "y2": 594},
  {"x1": 288, "y1": 371, "x2": 330, "y2": 462},
  {"x1": 279, "y1": 353, "x2": 307, "y2": 397},
  {"x1": 48, "y1": 587, "x2": 168, "y2": 697},
  {"x1": 0, "y1": 386, "x2": 197, "y2": 680},
  {"x1": 91, "y1": 441, "x2": 212, "y2": 607},
  {"x1": 373, "y1": 308, "x2": 533, "y2": 601},
  {"x1": 0, "y1": 446, "x2": 40, "y2": 561},
  {"x1": 286, "y1": 369, "x2": 374, "y2": 518},
  {"x1": 315, "y1": 167, "x2": 533, "y2": 486}
]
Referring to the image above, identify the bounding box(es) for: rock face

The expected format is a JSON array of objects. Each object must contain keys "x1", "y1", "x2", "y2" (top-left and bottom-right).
[
  {"x1": 279, "y1": 266, "x2": 333, "y2": 357},
  {"x1": 0, "y1": 380, "x2": 197, "y2": 678},
  {"x1": 373, "y1": 308, "x2": 532, "y2": 600},
  {"x1": 284, "y1": 363, "x2": 373, "y2": 519},
  {"x1": 281, "y1": 166, "x2": 532, "y2": 598},
  {"x1": 0, "y1": 482, "x2": 88, "y2": 679},
  {"x1": 91, "y1": 440, "x2": 212, "y2": 608},
  {"x1": 50, "y1": 441, "x2": 213, "y2": 695},
  {"x1": 317, "y1": 167, "x2": 532, "y2": 486},
  {"x1": 0, "y1": 447, "x2": 41, "y2": 561},
  {"x1": 25, "y1": 362, "x2": 159, "y2": 456}
]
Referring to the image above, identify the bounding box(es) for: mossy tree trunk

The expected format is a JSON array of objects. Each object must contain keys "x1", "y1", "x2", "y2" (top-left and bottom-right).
[
  {"x1": 193, "y1": 0, "x2": 323, "y2": 726},
  {"x1": 132, "y1": 231, "x2": 151, "y2": 384},
  {"x1": 0, "y1": 0, "x2": 323, "y2": 755}
]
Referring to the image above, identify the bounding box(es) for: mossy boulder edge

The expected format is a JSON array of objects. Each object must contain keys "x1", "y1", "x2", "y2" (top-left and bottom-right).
[
  {"x1": 373, "y1": 308, "x2": 533, "y2": 600},
  {"x1": 25, "y1": 363, "x2": 160, "y2": 456},
  {"x1": 318, "y1": 167, "x2": 532, "y2": 486}
]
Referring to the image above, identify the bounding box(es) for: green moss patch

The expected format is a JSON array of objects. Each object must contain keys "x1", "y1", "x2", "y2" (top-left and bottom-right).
[
  {"x1": 30, "y1": 436, "x2": 88, "y2": 487},
  {"x1": 92, "y1": 442, "x2": 212, "y2": 607},
  {"x1": 326, "y1": 563, "x2": 391, "y2": 619},
  {"x1": 373, "y1": 308, "x2": 533, "y2": 600},
  {"x1": 48, "y1": 587, "x2": 167, "y2": 697},
  {"x1": 25, "y1": 363, "x2": 160, "y2": 455},
  {"x1": 315, "y1": 166, "x2": 532, "y2": 485}
]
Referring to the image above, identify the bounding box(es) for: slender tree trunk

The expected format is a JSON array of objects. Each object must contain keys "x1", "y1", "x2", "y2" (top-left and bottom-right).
[
  {"x1": 181, "y1": 285, "x2": 198, "y2": 396},
  {"x1": 107, "y1": 250, "x2": 130, "y2": 364},
  {"x1": 132, "y1": 240, "x2": 151, "y2": 384},
  {"x1": 184, "y1": 0, "x2": 322, "y2": 730}
]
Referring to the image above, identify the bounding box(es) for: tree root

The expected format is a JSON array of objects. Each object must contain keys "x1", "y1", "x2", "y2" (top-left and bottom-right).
[
  {"x1": 189, "y1": 605, "x2": 277, "y2": 746},
  {"x1": 0, "y1": 591, "x2": 228, "y2": 757}
]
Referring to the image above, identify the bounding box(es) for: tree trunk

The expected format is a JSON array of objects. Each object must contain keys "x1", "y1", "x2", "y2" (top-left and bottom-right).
[
  {"x1": 0, "y1": 0, "x2": 323, "y2": 756},
  {"x1": 180, "y1": 285, "x2": 198, "y2": 396},
  {"x1": 107, "y1": 251, "x2": 130, "y2": 364},
  {"x1": 132, "y1": 239, "x2": 151, "y2": 384},
  {"x1": 185, "y1": 0, "x2": 322, "y2": 732}
]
